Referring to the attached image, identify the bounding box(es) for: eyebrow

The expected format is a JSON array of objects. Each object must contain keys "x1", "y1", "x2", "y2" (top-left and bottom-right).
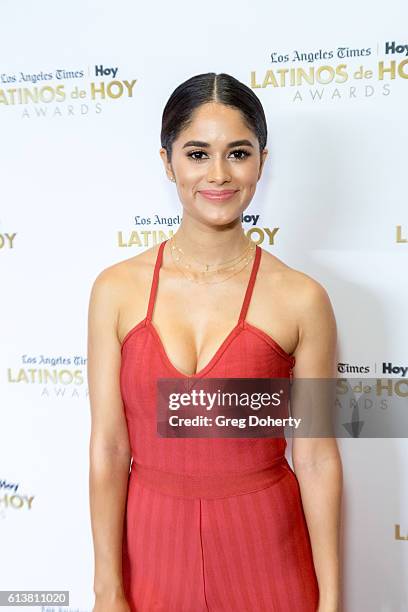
[{"x1": 182, "y1": 139, "x2": 254, "y2": 149}]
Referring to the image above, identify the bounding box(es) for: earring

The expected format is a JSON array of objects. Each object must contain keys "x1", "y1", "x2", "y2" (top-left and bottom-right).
[{"x1": 169, "y1": 176, "x2": 176, "y2": 182}]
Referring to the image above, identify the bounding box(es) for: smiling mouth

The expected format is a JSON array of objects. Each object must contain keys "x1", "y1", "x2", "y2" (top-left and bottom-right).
[{"x1": 198, "y1": 190, "x2": 239, "y2": 201}]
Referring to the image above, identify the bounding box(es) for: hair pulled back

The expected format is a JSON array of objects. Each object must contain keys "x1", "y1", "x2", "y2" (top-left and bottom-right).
[{"x1": 161, "y1": 72, "x2": 267, "y2": 163}]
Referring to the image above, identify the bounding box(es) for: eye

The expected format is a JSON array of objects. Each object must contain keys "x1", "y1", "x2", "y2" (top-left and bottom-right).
[
  {"x1": 186, "y1": 148, "x2": 251, "y2": 162},
  {"x1": 187, "y1": 150, "x2": 208, "y2": 161},
  {"x1": 230, "y1": 148, "x2": 251, "y2": 160}
]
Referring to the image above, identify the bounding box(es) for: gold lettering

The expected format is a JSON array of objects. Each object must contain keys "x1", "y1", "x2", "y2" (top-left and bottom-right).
[
  {"x1": 262, "y1": 227, "x2": 279, "y2": 245},
  {"x1": 90, "y1": 79, "x2": 138, "y2": 100},
  {"x1": 0, "y1": 233, "x2": 16, "y2": 249},
  {"x1": 395, "y1": 524, "x2": 408, "y2": 540},
  {"x1": 395, "y1": 380, "x2": 408, "y2": 397},
  {"x1": 378, "y1": 60, "x2": 408, "y2": 80},
  {"x1": 123, "y1": 79, "x2": 137, "y2": 96},
  {"x1": 376, "y1": 379, "x2": 393, "y2": 396},
  {"x1": 396, "y1": 225, "x2": 407, "y2": 243},
  {"x1": 262, "y1": 70, "x2": 278, "y2": 88},
  {"x1": 117, "y1": 228, "x2": 282, "y2": 248},
  {"x1": 250, "y1": 71, "x2": 261, "y2": 88}
]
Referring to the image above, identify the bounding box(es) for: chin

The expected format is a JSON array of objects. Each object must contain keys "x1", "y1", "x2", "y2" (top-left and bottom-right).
[{"x1": 200, "y1": 212, "x2": 242, "y2": 228}]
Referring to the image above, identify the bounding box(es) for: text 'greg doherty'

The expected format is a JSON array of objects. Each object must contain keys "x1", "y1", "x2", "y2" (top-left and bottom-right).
[{"x1": 168, "y1": 388, "x2": 285, "y2": 411}]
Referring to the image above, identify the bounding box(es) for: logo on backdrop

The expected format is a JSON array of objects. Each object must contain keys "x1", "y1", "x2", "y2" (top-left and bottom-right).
[
  {"x1": 7, "y1": 354, "x2": 88, "y2": 399},
  {"x1": 251, "y1": 40, "x2": 407, "y2": 103},
  {"x1": 117, "y1": 213, "x2": 280, "y2": 248},
  {"x1": 338, "y1": 363, "x2": 370, "y2": 374},
  {"x1": 0, "y1": 64, "x2": 136, "y2": 119},
  {"x1": 396, "y1": 225, "x2": 407, "y2": 243},
  {"x1": 0, "y1": 477, "x2": 34, "y2": 520},
  {"x1": 394, "y1": 524, "x2": 408, "y2": 541},
  {"x1": 383, "y1": 362, "x2": 408, "y2": 377},
  {"x1": 336, "y1": 377, "x2": 408, "y2": 413},
  {"x1": 0, "y1": 231, "x2": 16, "y2": 250},
  {"x1": 338, "y1": 363, "x2": 408, "y2": 378}
]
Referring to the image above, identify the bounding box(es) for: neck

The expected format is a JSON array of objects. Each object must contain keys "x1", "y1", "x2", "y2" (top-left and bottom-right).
[{"x1": 173, "y1": 218, "x2": 249, "y2": 265}]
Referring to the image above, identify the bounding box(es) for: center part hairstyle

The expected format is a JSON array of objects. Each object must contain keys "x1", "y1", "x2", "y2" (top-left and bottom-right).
[{"x1": 160, "y1": 72, "x2": 268, "y2": 163}]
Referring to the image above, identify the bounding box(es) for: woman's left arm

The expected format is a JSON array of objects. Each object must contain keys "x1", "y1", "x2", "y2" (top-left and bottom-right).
[{"x1": 291, "y1": 278, "x2": 343, "y2": 612}]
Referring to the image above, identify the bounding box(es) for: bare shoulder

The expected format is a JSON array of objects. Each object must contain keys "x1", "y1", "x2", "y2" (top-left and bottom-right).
[
  {"x1": 259, "y1": 247, "x2": 336, "y2": 329},
  {"x1": 88, "y1": 243, "x2": 161, "y2": 324},
  {"x1": 259, "y1": 246, "x2": 326, "y2": 295},
  {"x1": 91, "y1": 243, "x2": 160, "y2": 293}
]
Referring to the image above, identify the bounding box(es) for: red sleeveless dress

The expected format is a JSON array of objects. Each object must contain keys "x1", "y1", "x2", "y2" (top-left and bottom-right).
[{"x1": 120, "y1": 239, "x2": 319, "y2": 611}]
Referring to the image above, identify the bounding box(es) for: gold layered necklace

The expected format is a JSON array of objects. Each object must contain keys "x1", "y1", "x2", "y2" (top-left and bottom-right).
[{"x1": 169, "y1": 234, "x2": 256, "y2": 285}]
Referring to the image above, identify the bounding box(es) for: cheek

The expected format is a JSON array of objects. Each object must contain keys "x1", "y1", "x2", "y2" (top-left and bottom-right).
[
  {"x1": 240, "y1": 176, "x2": 259, "y2": 194},
  {"x1": 178, "y1": 169, "x2": 202, "y2": 191},
  {"x1": 236, "y1": 161, "x2": 260, "y2": 182}
]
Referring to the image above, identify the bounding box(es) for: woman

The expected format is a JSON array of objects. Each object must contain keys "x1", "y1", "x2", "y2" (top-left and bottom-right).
[{"x1": 88, "y1": 72, "x2": 343, "y2": 612}]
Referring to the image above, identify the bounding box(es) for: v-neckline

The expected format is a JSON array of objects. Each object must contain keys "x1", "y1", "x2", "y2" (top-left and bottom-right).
[
  {"x1": 147, "y1": 239, "x2": 262, "y2": 378},
  {"x1": 121, "y1": 315, "x2": 295, "y2": 377},
  {"x1": 147, "y1": 317, "x2": 245, "y2": 378}
]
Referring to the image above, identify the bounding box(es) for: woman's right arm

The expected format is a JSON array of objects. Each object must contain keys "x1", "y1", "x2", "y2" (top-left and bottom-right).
[{"x1": 87, "y1": 269, "x2": 132, "y2": 611}]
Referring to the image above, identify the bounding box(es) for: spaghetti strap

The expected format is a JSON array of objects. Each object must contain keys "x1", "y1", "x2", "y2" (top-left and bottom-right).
[
  {"x1": 146, "y1": 240, "x2": 166, "y2": 321},
  {"x1": 238, "y1": 244, "x2": 262, "y2": 323},
  {"x1": 146, "y1": 239, "x2": 261, "y2": 324}
]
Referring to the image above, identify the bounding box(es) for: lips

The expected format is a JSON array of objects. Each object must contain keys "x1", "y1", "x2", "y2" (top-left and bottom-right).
[{"x1": 198, "y1": 189, "x2": 239, "y2": 201}]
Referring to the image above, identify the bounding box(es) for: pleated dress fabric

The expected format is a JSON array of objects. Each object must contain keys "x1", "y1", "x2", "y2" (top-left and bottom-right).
[{"x1": 120, "y1": 239, "x2": 319, "y2": 611}]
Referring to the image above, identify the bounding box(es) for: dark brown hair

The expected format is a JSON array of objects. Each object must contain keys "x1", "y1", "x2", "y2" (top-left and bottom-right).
[{"x1": 161, "y1": 72, "x2": 268, "y2": 163}]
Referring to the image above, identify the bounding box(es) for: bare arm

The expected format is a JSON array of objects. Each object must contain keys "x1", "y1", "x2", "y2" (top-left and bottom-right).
[
  {"x1": 88, "y1": 269, "x2": 132, "y2": 608},
  {"x1": 291, "y1": 280, "x2": 343, "y2": 612}
]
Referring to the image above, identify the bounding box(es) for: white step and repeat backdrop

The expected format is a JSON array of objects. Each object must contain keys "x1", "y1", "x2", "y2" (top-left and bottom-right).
[{"x1": 1, "y1": 1, "x2": 407, "y2": 611}]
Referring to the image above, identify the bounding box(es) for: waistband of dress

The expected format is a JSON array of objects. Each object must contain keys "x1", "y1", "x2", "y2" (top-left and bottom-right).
[{"x1": 130, "y1": 456, "x2": 293, "y2": 499}]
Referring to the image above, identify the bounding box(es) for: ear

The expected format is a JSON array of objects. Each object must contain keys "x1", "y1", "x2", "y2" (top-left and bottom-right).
[
  {"x1": 159, "y1": 147, "x2": 175, "y2": 181},
  {"x1": 257, "y1": 148, "x2": 268, "y2": 180}
]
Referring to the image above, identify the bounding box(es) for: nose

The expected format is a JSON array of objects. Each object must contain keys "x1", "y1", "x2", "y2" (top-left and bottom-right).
[{"x1": 207, "y1": 156, "x2": 231, "y2": 183}]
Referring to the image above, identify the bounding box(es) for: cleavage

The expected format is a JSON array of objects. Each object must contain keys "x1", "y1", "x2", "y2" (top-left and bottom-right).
[
  {"x1": 150, "y1": 313, "x2": 239, "y2": 376},
  {"x1": 149, "y1": 239, "x2": 256, "y2": 376}
]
